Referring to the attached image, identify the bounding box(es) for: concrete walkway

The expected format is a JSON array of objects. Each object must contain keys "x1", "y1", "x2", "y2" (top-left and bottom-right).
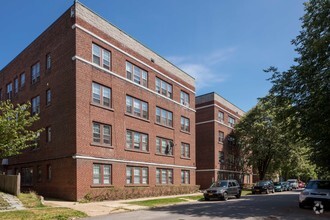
[
  {"x1": 44, "y1": 193, "x2": 202, "y2": 217},
  {"x1": 0, "y1": 192, "x2": 25, "y2": 212}
]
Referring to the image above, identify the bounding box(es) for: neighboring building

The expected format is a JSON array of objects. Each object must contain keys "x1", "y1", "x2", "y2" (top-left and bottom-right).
[
  {"x1": 0, "y1": 2, "x2": 196, "y2": 201},
  {"x1": 195, "y1": 92, "x2": 252, "y2": 189}
]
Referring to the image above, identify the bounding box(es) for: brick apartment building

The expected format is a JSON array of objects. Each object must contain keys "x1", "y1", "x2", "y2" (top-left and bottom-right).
[
  {"x1": 195, "y1": 92, "x2": 253, "y2": 189},
  {"x1": 0, "y1": 2, "x2": 197, "y2": 201}
]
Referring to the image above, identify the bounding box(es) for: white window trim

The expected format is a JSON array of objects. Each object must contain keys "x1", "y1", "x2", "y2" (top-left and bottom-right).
[{"x1": 196, "y1": 104, "x2": 241, "y2": 120}]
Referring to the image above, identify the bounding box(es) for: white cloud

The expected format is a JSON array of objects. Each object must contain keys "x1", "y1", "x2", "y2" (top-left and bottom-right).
[{"x1": 167, "y1": 47, "x2": 237, "y2": 90}]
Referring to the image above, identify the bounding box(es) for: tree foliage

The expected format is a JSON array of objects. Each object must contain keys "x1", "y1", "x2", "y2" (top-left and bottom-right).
[
  {"x1": 0, "y1": 100, "x2": 43, "y2": 158},
  {"x1": 265, "y1": 0, "x2": 330, "y2": 173}
]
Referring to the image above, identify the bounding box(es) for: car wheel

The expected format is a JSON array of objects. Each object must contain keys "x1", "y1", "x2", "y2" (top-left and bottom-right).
[
  {"x1": 204, "y1": 197, "x2": 210, "y2": 201},
  {"x1": 272, "y1": 189, "x2": 275, "y2": 193},
  {"x1": 235, "y1": 191, "x2": 241, "y2": 199},
  {"x1": 266, "y1": 189, "x2": 269, "y2": 194},
  {"x1": 222, "y1": 192, "x2": 228, "y2": 201}
]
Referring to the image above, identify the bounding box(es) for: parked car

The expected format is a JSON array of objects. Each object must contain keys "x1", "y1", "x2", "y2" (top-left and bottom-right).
[
  {"x1": 287, "y1": 179, "x2": 299, "y2": 189},
  {"x1": 203, "y1": 180, "x2": 241, "y2": 201},
  {"x1": 298, "y1": 181, "x2": 305, "y2": 188},
  {"x1": 299, "y1": 180, "x2": 330, "y2": 209},
  {"x1": 281, "y1": 181, "x2": 292, "y2": 191},
  {"x1": 252, "y1": 180, "x2": 275, "y2": 194},
  {"x1": 274, "y1": 182, "x2": 284, "y2": 192}
]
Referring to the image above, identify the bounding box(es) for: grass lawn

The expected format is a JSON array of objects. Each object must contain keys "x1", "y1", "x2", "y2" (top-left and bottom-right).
[
  {"x1": 0, "y1": 192, "x2": 87, "y2": 220},
  {"x1": 127, "y1": 190, "x2": 252, "y2": 207}
]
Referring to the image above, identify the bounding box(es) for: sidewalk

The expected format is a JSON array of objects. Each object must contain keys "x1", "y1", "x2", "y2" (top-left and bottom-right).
[
  {"x1": 44, "y1": 193, "x2": 202, "y2": 217},
  {"x1": 0, "y1": 192, "x2": 25, "y2": 212}
]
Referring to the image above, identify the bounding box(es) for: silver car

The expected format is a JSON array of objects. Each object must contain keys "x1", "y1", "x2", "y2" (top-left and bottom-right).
[
  {"x1": 203, "y1": 180, "x2": 241, "y2": 201},
  {"x1": 299, "y1": 180, "x2": 330, "y2": 209}
]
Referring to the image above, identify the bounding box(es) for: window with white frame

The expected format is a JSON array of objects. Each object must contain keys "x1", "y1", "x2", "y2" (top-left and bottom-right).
[
  {"x1": 20, "y1": 73, "x2": 25, "y2": 88},
  {"x1": 126, "y1": 166, "x2": 148, "y2": 185},
  {"x1": 92, "y1": 44, "x2": 111, "y2": 70},
  {"x1": 93, "y1": 164, "x2": 111, "y2": 185},
  {"x1": 218, "y1": 111, "x2": 224, "y2": 122},
  {"x1": 218, "y1": 131, "x2": 224, "y2": 143},
  {"x1": 14, "y1": 78, "x2": 18, "y2": 94},
  {"x1": 180, "y1": 91, "x2": 190, "y2": 106},
  {"x1": 156, "y1": 107, "x2": 173, "y2": 127},
  {"x1": 219, "y1": 151, "x2": 225, "y2": 163},
  {"x1": 228, "y1": 116, "x2": 235, "y2": 127},
  {"x1": 46, "y1": 53, "x2": 51, "y2": 70},
  {"x1": 126, "y1": 130, "x2": 148, "y2": 151},
  {"x1": 6, "y1": 83, "x2": 12, "y2": 100},
  {"x1": 46, "y1": 89, "x2": 51, "y2": 106},
  {"x1": 126, "y1": 62, "x2": 148, "y2": 87},
  {"x1": 31, "y1": 62, "x2": 40, "y2": 84},
  {"x1": 92, "y1": 122, "x2": 111, "y2": 145},
  {"x1": 180, "y1": 116, "x2": 190, "y2": 132},
  {"x1": 126, "y1": 96, "x2": 148, "y2": 119},
  {"x1": 156, "y1": 137, "x2": 174, "y2": 155},
  {"x1": 31, "y1": 96, "x2": 40, "y2": 115},
  {"x1": 181, "y1": 170, "x2": 190, "y2": 184},
  {"x1": 156, "y1": 168, "x2": 173, "y2": 184},
  {"x1": 155, "y1": 78, "x2": 172, "y2": 99},
  {"x1": 92, "y1": 82, "x2": 111, "y2": 107},
  {"x1": 181, "y1": 143, "x2": 190, "y2": 158},
  {"x1": 46, "y1": 126, "x2": 52, "y2": 143}
]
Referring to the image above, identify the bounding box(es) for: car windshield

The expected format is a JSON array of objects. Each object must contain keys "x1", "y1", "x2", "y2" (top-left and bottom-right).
[
  {"x1": 256, "y1": 181, "x2": 268, "y2": 186},
  {"x1": 306, "y1": 181, "x2": 330, "y2": 190},
  {"x1": 288, "y1": 180, "x2": 295, "y2": 183},
  {"x1": 211, "y1": 181, "x2": 228, "y2": 187},
  {"x1": 274, "y1": 182, "x2": 281, "y2": 186}
]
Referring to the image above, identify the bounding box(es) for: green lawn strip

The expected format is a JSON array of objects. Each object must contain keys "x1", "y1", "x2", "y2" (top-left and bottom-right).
[
  {"x1": 241, "y1": 189, "x2": 252, "y2": 196},
  {"x1": 0, "y1": 207, "x2": 87, "y2": 220},
  {"x1": 18, "y1": 192, "x2": 44, "y2": 208},
  {"x1": 126, "y1": 197, "x2": 188, "y2": 207}
]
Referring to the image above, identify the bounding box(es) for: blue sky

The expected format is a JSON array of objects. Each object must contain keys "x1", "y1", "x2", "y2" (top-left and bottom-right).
[{"x1": 0, "y1": 0, "x2": 305, "y2": 112}]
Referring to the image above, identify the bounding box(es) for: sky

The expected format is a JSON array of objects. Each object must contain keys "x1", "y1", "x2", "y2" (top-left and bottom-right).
[{"x1": 0, "y1": 0, "x2": 306, "y2": 112}]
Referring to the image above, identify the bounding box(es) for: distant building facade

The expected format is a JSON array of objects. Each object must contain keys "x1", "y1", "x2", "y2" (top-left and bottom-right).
[
  {"x1": 195, "y1": 92, "x2": 253, "y2": 189},
  {"x1": 0, "y1": 2, "x2": 196, "y2": 201}
]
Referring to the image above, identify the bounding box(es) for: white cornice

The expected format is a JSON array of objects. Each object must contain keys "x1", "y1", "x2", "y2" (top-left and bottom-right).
[
  {"x1": 196, "y1": 169, "x2": 251, "y2": 174},
  {"x1": 73, "y1": 56, "x2": 196, "y2": 112},
  {"x1": 72, "y1": 24, "x2": 195, "y2": 94},
  {"x1": 196, "y1": 119, "x2": 234, "y2": 129},
  {"x1": 73, "y1": 155, "x2": 196, "y2": 169}
]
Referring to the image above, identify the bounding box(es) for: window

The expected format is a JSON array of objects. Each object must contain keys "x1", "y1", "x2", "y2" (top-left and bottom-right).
[
  {"x1": 92, "y1": 82, "x2": 111, "y2": 107},
  {"x1": 46, "y1": 89, "x2": 51, "y2": 106},
  {"x1": 34, "y1": 132, "x2": 41, "y2": 149},
  {"x1": 31, "y1": 62, "x2": 40, "y2": 84},
  {"x1": 92, "y1": 122, "x2": 112, "y2": 145},
  {"x1": 20, "y1": 73, "x2": 25, "y2": 88},
  {"x1": 219, "y1": 151, "x2": 225, "y2": 163},
  {"x1": 155, "y1": 78, "x2": 172, "y2": 99},
  {"x1": 93, "y1": 164, "x2": 111, "y2": 185},
  {"x1": 46, "y1": 53, "x2": 51, "y2": 70},
  {"x1": 14, "y1": 78, "x2": 18, "y2": 94},
  {"x1": 6, "y1": 83, "x2": 12, "y2": 100},
  {"x1": 181, "y1": 170, "x2": 190, "y2": 184},
  {"x1": 228, "y1": 116, "x2": 235, "y2": 127},
  {"x1": 156, "y1": 168, "x2": 173, "y2": 184},
  {"x1": 46, "y1": 126, "x2": 52, "y2": 143},
  {"x1": 218, "y1": 111, "x2": 224, "y2": 122},
  {"x1": 180, "y1": 91, "x2": 190, "y2": 106},
  {"x1": 181, "y1": 143, "x2": 190, "y2": 158},
  {"x1": 47, "y1": 165, "x2": 52, "y2": 181},
  {"x1": 31, "y1": 96, "x2": 40, "y2": 115},
  {"x1": 126, "y1": 130, "x2": 148, "y2": 151},
  {"x1": 37, "y1": 166, "x2": 42, "y2": 182},
  {"x1": 92, "y1": 44, "x2": 111, "y2": 70},
  {"x1": 126, "y1": 166, "x2": 148, "y2": 185},
  {"x1": 126, "y1": 62, "x2": 148, "y2": 87},
  {"x1": 180, "y1": 116, "x2": 190, "y2": 132},
  {"x1": 126, "y1": 96, "x2": 148, "y2": 119},
  {"x1": 218, "y1": 131, "x2": 224, "y2": 143},
  {"x1": 156, "y1": 107, "x2": 173, "y2": 127},
  {"x1": 156, "y1": 137, "x2": 174, "y2": 155},
  {"x1": 0, "y1": 89, "x2": 2, "y2": 101},
  {"x1": 21, "y1": 167, "x2": 33, "y2": 186}
]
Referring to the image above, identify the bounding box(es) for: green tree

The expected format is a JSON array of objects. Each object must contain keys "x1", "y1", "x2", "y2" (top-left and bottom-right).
[
  {"x1": 266, "y1": 0, "x2": 330, "y2": 173},
  {"x1": 235, "y1": 100, "x2": 290, "y2": 180},
  {"x1": 0, "y1": 100, "x2": 43, "y2": 157}
]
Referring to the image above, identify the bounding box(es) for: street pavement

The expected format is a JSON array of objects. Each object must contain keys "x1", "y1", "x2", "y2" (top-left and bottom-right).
[{"x1": 83, "y1": 190, "x2": 330, "y2": 220}]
